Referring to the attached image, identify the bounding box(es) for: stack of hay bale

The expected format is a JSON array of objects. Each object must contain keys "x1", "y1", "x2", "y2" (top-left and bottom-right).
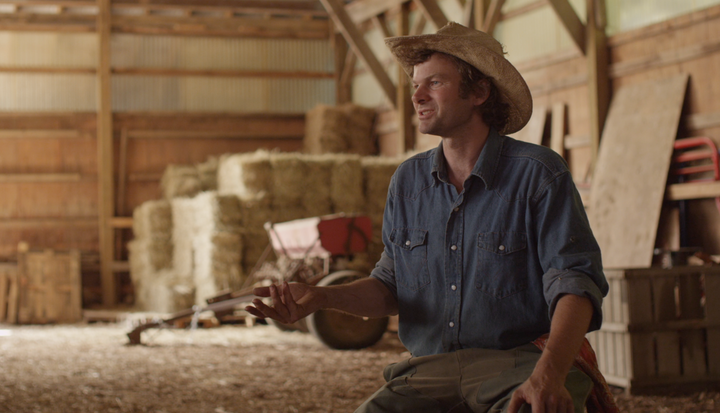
[
  {"x1": 128, "y1": 200, "x2": 194, "y2": 313},
  {"x1": 130, "y1": 149, "x2": 406, "y2": 312},
  {"x1": 304, "y1": 103, "x2": 377, "y2": 156}
]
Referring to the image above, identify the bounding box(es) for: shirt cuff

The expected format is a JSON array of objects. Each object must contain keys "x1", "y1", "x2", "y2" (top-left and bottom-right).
[{"x1": 543, "y1": 269, "x2": 605, "y2": 332}]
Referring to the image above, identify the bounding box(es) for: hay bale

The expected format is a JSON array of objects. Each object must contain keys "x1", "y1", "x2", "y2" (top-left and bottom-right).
[
  {"x1": 217, "y1": 150, "x2": 272, "y2": 203},
  {"x1": 193, "y1": 231, "x2": 243, "y2": 305},
  {"x1": 139, "y1": 269, "x2": 195, "y2": 313},
  {"x1": 304, "y1": 104, "x2": 348, "y2": 154},
  {"x1": 240, "y1": 199, "x2": 274, "y2": 233},
  {"x1": 197, "y1": 156, "x2": 219, "y2": 192},
  {"x1": 170, "y1": 197, "x2": 198, "y2": 281},
  {"x1": 330, "y1": 154, "x2": 364, "y2": 214},
  {"x1": 133, "y1": 200, "x2": 172, "y2": 240},
  {"x1": 161, "y1": 164, "x2": 202, "y2": 199},
  {"x1": 270, "y1": 152, "x2": 307, "y2": 208},
  {"x1": 341, "y1": 103, "x2": 377, "y2": 155},
  {"x1": 302, "y1": 155, "x2": 334, "y2": 217},
  {"x1": 194, "y1": 192, "x2": 243, "y2": 234},
  {"x1": 192, "y1": 192, "x2": 244, "y2": 305},
  {"x1": 362, "y1": 156, "x2": 402, "y2": 214},
  {"x1": 128, "y1": 238, "x2": 173, "y2": 273},
  {"x1": 272, "y1": 206, "x2": 310, "y2": 224}
]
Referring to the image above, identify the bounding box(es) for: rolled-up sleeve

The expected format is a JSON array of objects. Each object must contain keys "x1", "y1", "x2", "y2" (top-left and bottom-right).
[
  {"x1": 370, "y1": 174, "x2": 398, "y2": 300},
  {"x1": 533, "y1": 171, "x2": 608, "y2": 332}
]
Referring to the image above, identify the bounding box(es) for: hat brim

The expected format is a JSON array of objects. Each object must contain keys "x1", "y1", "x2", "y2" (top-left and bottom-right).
[{"x1": 385, "y1": 33, "x2": 533, "y2": 135}]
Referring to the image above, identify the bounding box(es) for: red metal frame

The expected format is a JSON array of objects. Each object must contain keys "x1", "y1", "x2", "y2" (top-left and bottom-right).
[{"x1": 672, "y1": 136, "x2": 720, "y2": 212}]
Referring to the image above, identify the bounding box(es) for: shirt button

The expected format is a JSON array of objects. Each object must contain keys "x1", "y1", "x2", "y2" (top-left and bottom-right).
[
  {"x1": 451, "y1": 245, "x2": 457, "y2": 251},
  {"x1": 451, "y1": 285, "x2": 457, "y2": 291},
  {"x1": 454, "y1": 207, "x2": 459, "y2": 212},
  {"x1": 498, "y1": 245, "x2": 505, "y2": 251},
  {"x1": 449, "y1": 322, "x2": 455, "y2": 328},
  {"x1": 405, "y1": 240, "x2": 411, "y2": 246}
]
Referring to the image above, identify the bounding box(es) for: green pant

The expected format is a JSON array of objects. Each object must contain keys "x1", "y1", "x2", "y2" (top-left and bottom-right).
[{"x1": 355, "y1": 345, "x2": 592, "y2": 413}]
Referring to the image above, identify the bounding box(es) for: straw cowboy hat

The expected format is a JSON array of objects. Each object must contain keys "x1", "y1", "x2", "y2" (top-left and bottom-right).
[{"x1": 385, "y1": 22, "x2": 532, "y2": 135}]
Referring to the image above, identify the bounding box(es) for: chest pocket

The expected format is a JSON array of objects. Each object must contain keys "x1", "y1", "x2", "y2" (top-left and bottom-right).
[
  {"x1": 476, "y1": 231, "x2": 529, "y2": 298},
  {"x1": 390, "y1": 228, "x2": 431, "y2": 291}
]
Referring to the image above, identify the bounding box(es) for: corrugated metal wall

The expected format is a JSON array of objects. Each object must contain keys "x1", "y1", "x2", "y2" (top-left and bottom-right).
[{"x1": 0, "y1": 32, "x2": 335, "y2": 112}]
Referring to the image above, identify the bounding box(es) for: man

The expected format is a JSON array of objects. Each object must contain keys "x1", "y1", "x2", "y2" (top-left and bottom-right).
[{"x1": 246, "y1": 22, "x2": 610, "y2": 413}]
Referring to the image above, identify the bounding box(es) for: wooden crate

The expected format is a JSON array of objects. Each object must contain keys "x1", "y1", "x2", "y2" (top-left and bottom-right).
[
  {"x1": 587, "y1": 266, "x2": 720, "y2": 393},
  {"x1": 15, "y1": 243, "x2": 82, "y2": 324}
]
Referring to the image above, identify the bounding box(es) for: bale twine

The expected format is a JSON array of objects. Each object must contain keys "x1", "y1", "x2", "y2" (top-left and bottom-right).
[
  {"x1": 304, "y1": 104, "x2": 348, "y2": 154},
  {"x1": 302, "y1": 155, "x2": 334, "y2": 217},
  {"x1": 362, "y1": 156, "x2": 402, "y2": 215},
  {"x1": 341, "y1": 103, "x2": 377, "y2": 156},
  {"x1": 160, "y1": 164, "x2": 202, "y2": 200},
  {"x1": 132, "y1": 199, "x2": 172, "y2": 240},
  {"x1": 217, "y1": 150, "x2": 272, "y2": 204},
  {"x1": 197, "y1": 156, "x2": 219, "y2": 192},
  {"x1": 330, "y1": 154, "x2": 364, "y2": 214},
  {"x1": 270, "y1": 152, "x2": 307, "y2": 208},
  {"x1": 170, "y1": 197, "x2": 198, "y2": 281}
]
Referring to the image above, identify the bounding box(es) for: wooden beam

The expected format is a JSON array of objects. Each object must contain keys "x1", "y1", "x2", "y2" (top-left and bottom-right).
[
  {"x1": 412, "y1": 0, "x2": 448, "y2": 30},
  {"x1": 111, "y1": 14, "x2": 330, "y2": 39},
  {"x1": 0, "y1": 130, "x2": 87, "y2": 139},
  {"x1": 564, "y1": 134, "x2": 590, "y2": 149},
  {"x1": 585, "y1": 0, "x2": 609, "y2": 176},
  {"x1": 550, "y1": 102, "x2": 566, "y2": 157},
  {"x1": 339, "y1": 48, "x2": 357, "y2": 104},
  {"x1": 0, "y1": 218, "x2": 98, "y2": 229},
  {"x1": 481, "y1": 0, "x2": 505, "y2": 34},
  {"x1": 0, "y1": 173, "x2": 85, "y2": 183},
  {"x1": 666, "y1": 181, "x2": 720, "y2": 201},
  {"x1": 686, "y1": 112, "x2": 720, "y2": 131},
  {"x1": 113, "y1": 0, "x2": 320, "y2": 9},
  {"x1": 547, "y1": 0, "x2": 585, "y2": 54},
  {"x1": 117, "y1": 128, "x2": 129, "y2": 217},
  {"x1": 460, "y1": 0, "x2": 473, "y2": 28},
  {"x1": 409, "y1": 12, "x2": 427, "y2": 35},
  {"x1": 396, "y1": 1, "x2": 413, "y2": 153},
  {"x1": 500, "y1": 0, "x2": 547, "y2": 21},
  {"x1": 111, "y1": 67, "x2": 334, "y2": 79},
  {"x1": 319, "y1": 0, "x2": 397, "y2": 108},
  {"x1": 345, "y1": 0, "x2": 405, "y2": 24},
  {"x1": 126, "y1": 130, "x2": 302, "y2": 139},
  {"x1": 371, "y1": 13, "x2": 392, "y2": 38},
  {"x1": 0, "y1": 66, "x2": 95, "y2": 74},
  {"x1": 110, "y1": 216, "x2": 133, "y2": 229},
  {"x1": 97, "y1": 0, "x2": 115, "y2": 307}
]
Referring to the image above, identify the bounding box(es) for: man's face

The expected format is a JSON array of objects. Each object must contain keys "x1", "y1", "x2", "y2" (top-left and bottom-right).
[{"x1": 411, "y1": 53, "x2": 487, "y2": 138}]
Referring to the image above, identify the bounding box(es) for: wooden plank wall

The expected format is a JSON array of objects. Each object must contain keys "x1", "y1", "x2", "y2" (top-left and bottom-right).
[{"x1": 0, "y1": 112, "x2": 304, "y2": 305}]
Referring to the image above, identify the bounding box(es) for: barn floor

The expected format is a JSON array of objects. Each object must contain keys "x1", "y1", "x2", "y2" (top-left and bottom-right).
[{"x1": 0, "y1": 322, "x2": 718, "y2": 413}]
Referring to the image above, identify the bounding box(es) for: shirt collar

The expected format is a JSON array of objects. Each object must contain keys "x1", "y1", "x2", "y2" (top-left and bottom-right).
[{"x1": 431, "y1": 128, "x2": 504, "y2": 190}]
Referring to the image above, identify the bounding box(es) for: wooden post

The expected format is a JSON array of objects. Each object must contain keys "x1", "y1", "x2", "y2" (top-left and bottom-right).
[
  {"x1": 482, "y1": 0, "x2": 506, "y2": 35},
  {"x1": 97, "y1": 0, "x2": 116, "y2": 306},
  {"x1": 396, "y1": 2, "x2": 413, "y2": 153},
  {"x1": 586, "y1": 0, "x2": 609, "y2": 177}
]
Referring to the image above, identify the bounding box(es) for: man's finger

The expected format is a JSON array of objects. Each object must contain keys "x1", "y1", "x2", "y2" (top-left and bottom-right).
[
  {"x1": 253, "y1": 286, "x2": 271, "y2": 297},
  {"x1": 269, "y1": 284, "x2": 290, "y2": 319},
  {"x1": 244, "y1": 305, "x2": 265, "y2": 319},
  {"x1": 282, "y1": 282, "x2": 298, "y2": 313},
  {"x1": 250, "y1": 298, "x2": 286, "y2": 323},
  {"x1": 507, "y1": 391, "x2": 525, "y2": 413}
]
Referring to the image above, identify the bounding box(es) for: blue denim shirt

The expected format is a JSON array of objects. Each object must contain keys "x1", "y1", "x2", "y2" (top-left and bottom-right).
[{"x1": 370, "y1": 129, "x2": 608, "y2": 357}]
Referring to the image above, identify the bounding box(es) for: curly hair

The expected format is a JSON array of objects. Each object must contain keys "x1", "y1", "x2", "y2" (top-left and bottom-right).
[{"x1": 406, "y1": 50, "x2": 510, "y2": 133}]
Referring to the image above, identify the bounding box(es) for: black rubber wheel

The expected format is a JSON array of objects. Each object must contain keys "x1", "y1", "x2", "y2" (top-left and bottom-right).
[{"x1": 307, "y1": 270, "x2": 389, "y2": 350}]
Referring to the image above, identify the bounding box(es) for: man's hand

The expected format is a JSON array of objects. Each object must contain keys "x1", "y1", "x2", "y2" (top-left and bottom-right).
[
  {"x1": 244, "y1": 282, "x2": 326, "y2": 324},
  {"x1": 507, "y1": 367, "x2": 574, "y2": 413}
]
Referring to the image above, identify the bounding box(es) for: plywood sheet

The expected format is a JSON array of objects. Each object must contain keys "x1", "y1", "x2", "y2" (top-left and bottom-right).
[{"x1": 589, "y1": 74, "x2": 689, "y2": 269}]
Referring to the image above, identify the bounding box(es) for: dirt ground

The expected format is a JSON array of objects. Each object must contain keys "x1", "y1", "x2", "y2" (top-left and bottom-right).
[{"x1": 0, "y1": 321, "x2": 718, "y2": 413}]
